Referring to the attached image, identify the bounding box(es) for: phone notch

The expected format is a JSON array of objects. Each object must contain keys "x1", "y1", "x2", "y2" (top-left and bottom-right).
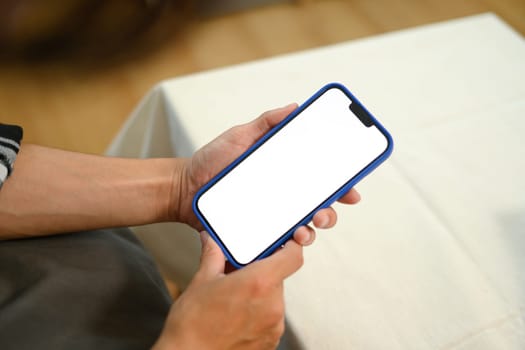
[{"x1": 349, "y1": 101, "x2": 374, "y2": 127}]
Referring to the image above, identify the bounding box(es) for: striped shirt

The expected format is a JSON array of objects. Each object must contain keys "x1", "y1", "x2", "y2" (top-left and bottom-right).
[{"x1": 0, "y1": 123, "x2": 23, "y2": 188}]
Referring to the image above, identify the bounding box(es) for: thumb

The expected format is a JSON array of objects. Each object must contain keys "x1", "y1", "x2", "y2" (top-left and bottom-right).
[
  {"x1": 249, "y1": 103, "x2": 298, "y2": 140},
  {"x1": 197, "y1": 231, "x2": 226, "y2": 280},
  {"x1": 247, "y1": 240, "x2": 304, "y2": 282}
]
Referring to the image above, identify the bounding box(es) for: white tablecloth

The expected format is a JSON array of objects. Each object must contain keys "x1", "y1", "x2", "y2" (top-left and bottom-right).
[{"x1": 108, "y1": 13, "x2": 525, "y2": 349}]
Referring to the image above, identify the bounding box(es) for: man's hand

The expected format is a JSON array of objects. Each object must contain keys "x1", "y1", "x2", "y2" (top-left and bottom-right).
[
  {"x1": 170, "y1": 104, "x2": 361, "y2": 245},
  {"x1": 153, "y1": 232, "x2": 303, "y2": 350},
  {"x1": 0, "y1": 105, "x2": 358, "y2": 240}
]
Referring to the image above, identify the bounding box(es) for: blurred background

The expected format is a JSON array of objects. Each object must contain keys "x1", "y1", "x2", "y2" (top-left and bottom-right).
[{"x1": 0, "y1": 0, "x2": 523, "y2": 154}]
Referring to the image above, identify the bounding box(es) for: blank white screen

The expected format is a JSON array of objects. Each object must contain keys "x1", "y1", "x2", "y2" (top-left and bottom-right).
[{"x1": 197, "y1": 88, "x2": 388, "y2": 265}]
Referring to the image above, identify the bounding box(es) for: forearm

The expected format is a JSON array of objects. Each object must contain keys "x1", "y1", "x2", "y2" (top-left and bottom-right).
[{"x1": 0, "y1": 144, "x2": 184, "y2": 239}]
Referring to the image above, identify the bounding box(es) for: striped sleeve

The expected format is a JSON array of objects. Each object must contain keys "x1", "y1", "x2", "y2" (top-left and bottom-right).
[{"x1": 0, "y1": 123, "x2": 24, "y2": 189}]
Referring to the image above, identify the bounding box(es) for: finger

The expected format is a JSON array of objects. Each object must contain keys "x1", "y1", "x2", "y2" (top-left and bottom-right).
[
  {"x1": 249, "y1": 103, "x2": 298, "y2": 140},
  {"x1": 249, "y1": 240, "x2": 304, "y2": 282},
  {"x1": 312, "y1": 207, "x2": 337, "y2": 229},
  {"x1": 337, "y1": 187, "x2": 361, "y2": 204},
  {"x1": 197, "y1": 231, "x2": 226, "y2": 280},
  {"x1": 293, "y1": 225, "x2": 316, "y2": 246}
]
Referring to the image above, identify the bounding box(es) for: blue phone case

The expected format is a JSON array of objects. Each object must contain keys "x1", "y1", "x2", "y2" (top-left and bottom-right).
[{"x1": 193, "y1": 82, "x2": 394, "y2": 268}]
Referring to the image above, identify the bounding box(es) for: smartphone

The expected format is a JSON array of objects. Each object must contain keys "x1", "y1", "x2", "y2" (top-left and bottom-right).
[{"x1": 193, "y1": 83, "x2": 393, "y2": 268}]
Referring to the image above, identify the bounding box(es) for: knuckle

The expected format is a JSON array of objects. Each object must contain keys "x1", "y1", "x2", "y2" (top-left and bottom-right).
[
  {"x1": 274, "y1": 319, "x2": 286, "y2": 339},
  {"x1": 248, "y1": 276, "x2": 272, "y2": 296},
  {"x1": 267, "y1": 302, "x2": 285, "y2": 325},
  {"x1": 229, "y1": 125, "x2": 244, "y2": 137}
]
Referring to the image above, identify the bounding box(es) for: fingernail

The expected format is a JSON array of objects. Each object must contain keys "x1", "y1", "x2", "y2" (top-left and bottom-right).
[
  {"x1": 319, "y1": 216, "x2": 329, "y2": 229},
  {"x1": 304, "y1": 231, "x2": 314, "y2": 244}
]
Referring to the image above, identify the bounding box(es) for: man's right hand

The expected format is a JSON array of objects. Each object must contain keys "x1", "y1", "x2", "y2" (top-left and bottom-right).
[{"x1": 152, "y1": 232, "x2": 304, "y2": 350}]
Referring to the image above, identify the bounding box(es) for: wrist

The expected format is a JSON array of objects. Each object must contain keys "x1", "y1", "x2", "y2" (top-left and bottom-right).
[{"x1": 164, "y1": 157, "x2": 197, "y2": 226}]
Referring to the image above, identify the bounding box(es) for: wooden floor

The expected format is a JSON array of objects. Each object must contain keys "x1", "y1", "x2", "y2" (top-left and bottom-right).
[{"x1": 1, "y1": 0, "x2": 524, "y2": 154}]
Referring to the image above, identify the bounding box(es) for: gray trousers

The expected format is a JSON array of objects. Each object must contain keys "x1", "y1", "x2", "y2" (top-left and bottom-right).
[{"x1": 0, "y1": 229, "x2": 172, "y2": 350}]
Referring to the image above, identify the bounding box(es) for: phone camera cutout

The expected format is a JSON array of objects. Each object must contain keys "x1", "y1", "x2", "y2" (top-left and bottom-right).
[{"x1": 350, "y1": 102, "x2": 374, "y2": 127}]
